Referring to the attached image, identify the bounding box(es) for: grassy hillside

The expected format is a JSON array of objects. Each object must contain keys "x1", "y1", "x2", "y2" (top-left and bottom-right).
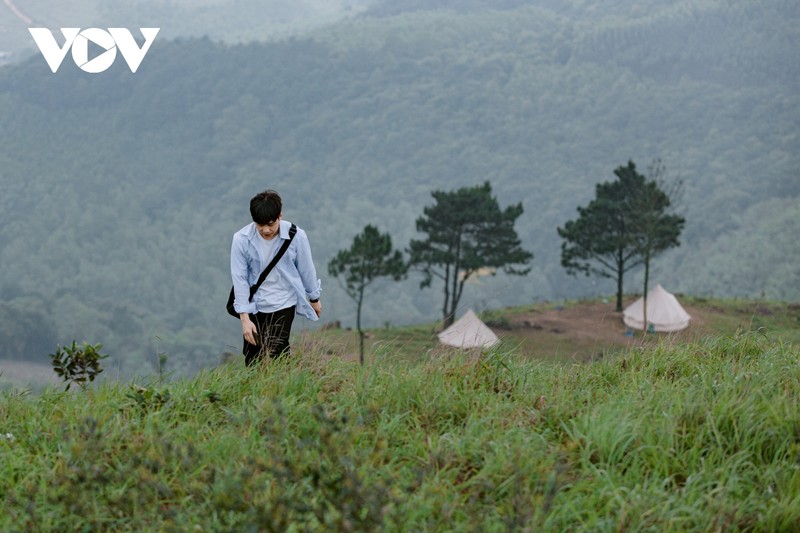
[{"x1": 1, "y1": 332, "x2": 798, "y2": 530}]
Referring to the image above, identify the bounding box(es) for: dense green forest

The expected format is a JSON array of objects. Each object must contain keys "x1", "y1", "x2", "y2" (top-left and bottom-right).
[{"x1": 0, "y1": 0, "x2": 797, "y2": 375}]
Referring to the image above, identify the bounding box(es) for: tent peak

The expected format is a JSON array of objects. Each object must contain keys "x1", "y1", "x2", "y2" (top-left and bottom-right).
[
  {"x1": 623, "y1": 284, "x2": 690, "y2": 332},
  {"x1": 438, "y1": 308, "x2": 499, "y2": 349}
]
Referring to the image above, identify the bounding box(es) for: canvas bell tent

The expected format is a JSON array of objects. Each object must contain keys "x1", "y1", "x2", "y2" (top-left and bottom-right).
[
  {"x1": 623, "y1": 284, "x2": 691, "y2": 332},
  {"x1": 437, "y1": 309, "x2": 500, "y2": 349}
]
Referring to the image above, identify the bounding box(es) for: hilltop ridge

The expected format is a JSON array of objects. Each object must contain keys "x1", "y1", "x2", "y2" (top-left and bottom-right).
[{"x1": 302, "y1": 295, "x2": 800, "y2": 365}]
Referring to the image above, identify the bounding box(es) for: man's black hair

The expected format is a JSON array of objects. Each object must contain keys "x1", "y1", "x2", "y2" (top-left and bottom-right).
[{"x1": 250, "y1": 190, "x2": 282, "y2": 224}]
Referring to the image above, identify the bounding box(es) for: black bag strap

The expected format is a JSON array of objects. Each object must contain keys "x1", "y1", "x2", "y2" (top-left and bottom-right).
[{"x1": 248, "y1": 223, "x2": 297, "y2": 302}]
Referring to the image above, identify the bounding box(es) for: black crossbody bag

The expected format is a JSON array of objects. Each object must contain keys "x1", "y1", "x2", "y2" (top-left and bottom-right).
[{"x1": 226, "y1": 223, "x2": 297, "y2": 318}]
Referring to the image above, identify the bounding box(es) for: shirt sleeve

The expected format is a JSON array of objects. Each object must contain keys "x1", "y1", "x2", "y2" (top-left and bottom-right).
[
  {"x1": 294, "y1": 229, "x2": 321, "y2": 300},
  {"x1": 231, "y1": 235, "x2": 256, "y2": 315}
]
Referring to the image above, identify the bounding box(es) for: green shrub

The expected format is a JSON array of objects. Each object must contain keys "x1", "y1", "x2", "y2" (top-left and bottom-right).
[{"x1": 49, "y1": 341, "x2": 109, "y2": 391}]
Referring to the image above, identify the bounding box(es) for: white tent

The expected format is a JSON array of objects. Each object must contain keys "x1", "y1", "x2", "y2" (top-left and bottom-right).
[
  {"x1": 437, "y1": 309, "x2": 500, "y2": 349},
  {"x1": 623, "y1": 284, "x2": 691, "y2": 332}
]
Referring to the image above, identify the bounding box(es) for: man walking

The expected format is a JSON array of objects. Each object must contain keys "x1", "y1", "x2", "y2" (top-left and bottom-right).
[{"x1": 230, "y1": 190, "x2": 321, "y2": 366}]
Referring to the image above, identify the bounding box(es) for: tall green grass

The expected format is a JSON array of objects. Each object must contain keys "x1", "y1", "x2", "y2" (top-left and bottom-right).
[{"x1": 1, "y1": 331, "x2": 798, "y2": 531}]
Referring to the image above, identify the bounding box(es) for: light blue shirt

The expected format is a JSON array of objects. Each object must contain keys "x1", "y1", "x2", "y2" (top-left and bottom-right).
[
  {"x1": 230, "y1": 220, "x2": 321, "y2": 321},
  {"x1": 255, "y1": 234, "x2": 298, "y2": 312}
]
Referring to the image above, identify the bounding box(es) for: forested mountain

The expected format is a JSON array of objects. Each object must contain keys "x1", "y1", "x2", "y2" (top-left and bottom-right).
[{"x1": 0, "y1": 0, "x2": 797, "y2": 375}]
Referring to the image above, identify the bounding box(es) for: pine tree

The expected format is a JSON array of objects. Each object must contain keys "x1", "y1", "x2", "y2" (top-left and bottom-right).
[
  {"x1": 409, "y1": 182, "x2": 532, "y2": 328},
  {"x1": 328, "y1": 225, "x2": 407, "y2": 364},
  {"x1": 558, "y1": 160, "x2": 685, "y2": 312}
]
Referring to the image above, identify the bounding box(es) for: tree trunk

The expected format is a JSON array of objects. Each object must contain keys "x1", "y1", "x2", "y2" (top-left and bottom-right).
[
  {"x1": 357, "y1": 286, "x2": 365, "y2": 365},
  {"x1": 442, "y1": 263, "x2": 453, "y2": 328},
  {"x1": 442, "y1": 311, "x2": 455, "y2": 329},
  {"x1": 448, "y1": 276, "x2": 468, "y2": 330},
  {"x1": 642, "y1": 248, "x2": 650, "y2": 333},
  {"x1": 616, "y1": 251, "x2": 625, "y2": 312},
  {"x1": 443, "y1": 235, "x2": 463, "y2": 329},
  {"x1": 442, "y1": 281, "x2": 454, "y2": 328}
]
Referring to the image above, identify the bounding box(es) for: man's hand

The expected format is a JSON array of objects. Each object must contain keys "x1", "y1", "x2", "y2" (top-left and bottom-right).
[
  {"x1": 310, "y1": 300, "x2": 322, "y2": 318},
  {"x1": 240, "y1": 313, "x2": 258, "y2": 345}
]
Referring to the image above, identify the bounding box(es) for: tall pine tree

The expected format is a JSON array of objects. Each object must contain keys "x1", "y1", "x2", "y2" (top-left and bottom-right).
[
  {"x1": 558, "y1": 160, "x2": 685, "y2": 312},
  {"x1": 409, "y1": 182, "x2": 532, "y2": 328}
]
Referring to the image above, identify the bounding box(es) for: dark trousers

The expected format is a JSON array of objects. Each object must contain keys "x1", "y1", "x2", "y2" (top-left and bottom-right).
[{"x1": 243, "y1": 306, "x2": 296, "y2": 367}]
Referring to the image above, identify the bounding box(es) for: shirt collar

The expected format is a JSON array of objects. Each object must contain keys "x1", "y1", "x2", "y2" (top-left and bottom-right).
[{"x1": 246, "y1": 219, "x2": 290, "y2": 243}]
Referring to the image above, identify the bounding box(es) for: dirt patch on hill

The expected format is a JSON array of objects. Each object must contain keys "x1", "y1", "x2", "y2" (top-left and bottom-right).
[
  {"x1": 311, "y1": 298, "x2": 765, "y2": 365},
  {"x1": 497, "y1": 299, "x2": 723, "y2": 362},
  {"x1": 509, "y1": 302, "x2": 629, "y2": 343}
]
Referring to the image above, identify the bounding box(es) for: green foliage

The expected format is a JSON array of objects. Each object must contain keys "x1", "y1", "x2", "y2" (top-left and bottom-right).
[
  {"x1": 328, "y1": 225, "x2": 407, "y2": 298},
  {"x1": 48, "y1": 341, "x2": 109, "y2": 391},
  {"x1": 665, "y1": 199, "x2": 800, "y2": 303},
  {"x1": 328, "y1": 224, "x2": 407, "y2": 364},
  {"x1": 124, "y1": 383, "x2": 172, "y2": 417},
  {"x1": 259, "y1": 403, "x2": 393, "y2": 530},
  {"x1": 2, "y1": 333, "x2": 799, "y2": 530},
  {"x1": 409, "y1": 181, "x2": 533, "y2": 327},
  {"x1": 558, "y1": 160, "x2": 685, "y2": 311}
]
